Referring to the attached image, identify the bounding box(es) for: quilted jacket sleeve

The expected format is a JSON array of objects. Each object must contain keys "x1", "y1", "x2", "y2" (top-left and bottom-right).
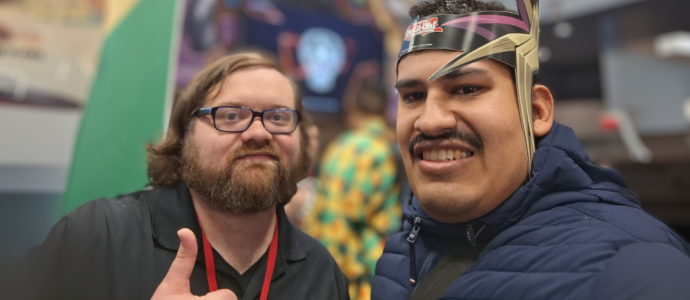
[{"x1": 592, "y1": 242, "x2": 690, "y2": 300}]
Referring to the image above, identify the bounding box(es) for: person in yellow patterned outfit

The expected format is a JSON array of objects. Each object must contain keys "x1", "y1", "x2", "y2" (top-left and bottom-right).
[{"x1": 305, "y1": 82, "x2": 402, "y2": 300}]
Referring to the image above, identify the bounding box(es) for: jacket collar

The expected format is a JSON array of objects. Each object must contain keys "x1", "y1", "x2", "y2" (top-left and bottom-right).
[
  {"x1": 403, "y1": 123, "x2": 641, "y2": 242},
  {"x1": 151, "y1": 182, "x2": 307, "y2": 270}
]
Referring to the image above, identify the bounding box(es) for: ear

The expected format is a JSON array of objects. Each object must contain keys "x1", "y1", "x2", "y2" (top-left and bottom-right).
[
  {"x1": 183, "y1": 123, "x2": 191, "y2": 139},
  {"x1": 183, "y1": 119, "x2": 195, "y2": 141},
  {"x1": 532, "y1": 84, "x2": 554, "y2": 137}
]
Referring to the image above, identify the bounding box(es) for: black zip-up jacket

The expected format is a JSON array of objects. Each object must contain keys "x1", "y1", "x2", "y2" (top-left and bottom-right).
[{"x1": 14, "y1": 183, "x2": 349, "y2": 300}]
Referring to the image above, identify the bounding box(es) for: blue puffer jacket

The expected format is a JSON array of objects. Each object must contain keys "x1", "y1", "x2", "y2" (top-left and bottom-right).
[{"x1": 372, "y1": 123, "x2": 690, "y2": 300}]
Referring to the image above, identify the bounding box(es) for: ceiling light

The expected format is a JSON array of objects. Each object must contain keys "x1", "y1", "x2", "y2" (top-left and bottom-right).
[{"x1": 554, "y1": 22, "x2": 573, "y2": 39}]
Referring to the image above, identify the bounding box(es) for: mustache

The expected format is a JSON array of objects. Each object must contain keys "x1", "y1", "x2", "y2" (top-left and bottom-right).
[
  {"x1": 227, "y1": 143, "x2": 281, "y2": 164},
  {"x1": 408, "y1": 129, "x2": 483, "y2": 158}
]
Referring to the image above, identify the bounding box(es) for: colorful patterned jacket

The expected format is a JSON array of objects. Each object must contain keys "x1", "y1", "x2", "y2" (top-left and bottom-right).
[{"x1": 305, "y1": 117, "x2": 401, "y2": 300}]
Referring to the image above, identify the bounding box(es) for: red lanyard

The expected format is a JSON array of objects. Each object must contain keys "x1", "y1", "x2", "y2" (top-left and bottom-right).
[{"x1": 198, "y1": 213, "x2": 279, "y2": 300}]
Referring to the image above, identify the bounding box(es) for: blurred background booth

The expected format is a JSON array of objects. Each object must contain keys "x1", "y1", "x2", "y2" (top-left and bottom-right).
[{"x1": 1, "y1": 0, "x2": 689, "y2": 260}]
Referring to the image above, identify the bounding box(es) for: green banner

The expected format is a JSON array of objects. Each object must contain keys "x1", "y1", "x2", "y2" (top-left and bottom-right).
[{"x1": 62, "y1": 0, "x2": 180, "y2": 214}]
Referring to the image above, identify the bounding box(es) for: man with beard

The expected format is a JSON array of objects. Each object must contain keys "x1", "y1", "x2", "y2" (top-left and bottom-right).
[
  {"x1": 372, "y1": 0, "x2": 690, "y2": 300},
  {"x1": 15, "y1": 53, "x2": 349, "y2": 300}
]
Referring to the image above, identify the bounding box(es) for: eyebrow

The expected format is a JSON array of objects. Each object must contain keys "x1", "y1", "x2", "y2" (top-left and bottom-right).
[
  {"x1": 395, "y1": 67, "x2": 491, "y2": 90},
  {"x1": 211, "y1": 101, "x2": 292, "y2": 110}
]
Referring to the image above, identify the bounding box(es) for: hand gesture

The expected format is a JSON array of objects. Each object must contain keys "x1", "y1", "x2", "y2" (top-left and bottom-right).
[{"x1": 151, "y1": 229, "x2": 237, "y2": 300}]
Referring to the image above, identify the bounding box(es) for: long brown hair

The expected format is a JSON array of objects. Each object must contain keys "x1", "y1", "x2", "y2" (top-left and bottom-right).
[{"x1": 147, "y1": 53, "x2": 313, "y2": 186}]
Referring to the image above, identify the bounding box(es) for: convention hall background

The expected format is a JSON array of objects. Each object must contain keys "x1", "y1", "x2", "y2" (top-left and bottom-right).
[{"x1": 1, "y1": 0, "x2": 689, "y2": 260}]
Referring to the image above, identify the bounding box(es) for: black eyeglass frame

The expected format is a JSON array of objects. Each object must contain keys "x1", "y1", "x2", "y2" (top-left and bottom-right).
[{"x1": 192, "y1": 106, "x2": 301, "y2": 134}]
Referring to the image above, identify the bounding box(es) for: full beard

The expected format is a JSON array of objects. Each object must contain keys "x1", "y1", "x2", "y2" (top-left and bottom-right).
[{"x1": 181, "y1": 141, "x2": 301, "y2": 215}]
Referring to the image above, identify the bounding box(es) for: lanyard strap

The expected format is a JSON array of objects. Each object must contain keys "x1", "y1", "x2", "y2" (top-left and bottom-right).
[{"x1": 198, "y1": 213, "x2": 279, "y2": 300}]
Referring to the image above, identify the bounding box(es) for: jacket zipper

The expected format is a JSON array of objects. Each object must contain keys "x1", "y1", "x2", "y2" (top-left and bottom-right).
[
  {"x1": 466, "y1": 224, "x2": 477, "y2": 247},
  {"x1": 407, "y1": 219, "x2": 487, "y2": 288},
  {"x1": 407, "y1": 216, "x2": 422, "y2": 285}
]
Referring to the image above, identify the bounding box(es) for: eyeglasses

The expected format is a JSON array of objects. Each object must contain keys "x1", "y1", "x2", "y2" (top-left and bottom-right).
[{"x1": 192, "y1": 106, "x2": 300, "y2": 134}]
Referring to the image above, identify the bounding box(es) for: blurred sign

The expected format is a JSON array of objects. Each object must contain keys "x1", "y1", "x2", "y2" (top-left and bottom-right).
[
  {"x1": 243, "y1": 5, "x2": 384, "y2": 113},
  {"x1": 176, "y1": 0, "x2": 242, "y2": 88},
  {"x1": 0, "y1": 0, "x2": 104, "y2": 107},
  {"x1": 540, "y1": 0, "x2": 648, "y2": 23},
  {"x1": 296, "y1": 27, "x2": 347, "y2": 94},
  {"x1": 601, "y1": 50, "x2": 690, "y2": 135}
]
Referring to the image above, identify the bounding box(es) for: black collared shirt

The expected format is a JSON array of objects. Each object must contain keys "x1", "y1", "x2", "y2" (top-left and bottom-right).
[{"x1": 15, "y1": 183, "x2": 349, "y2": 300}]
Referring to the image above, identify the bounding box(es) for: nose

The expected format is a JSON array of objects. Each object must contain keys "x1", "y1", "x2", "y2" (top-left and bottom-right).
[
  {"x1": 240, "y1": 117, "x2": 273, "y2": 145},
  {"x1": 414, "y1": 95, "x2": 457, "y2": 136}
]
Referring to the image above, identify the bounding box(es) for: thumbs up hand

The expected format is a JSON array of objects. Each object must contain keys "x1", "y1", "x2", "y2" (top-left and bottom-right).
[{"x1": 151, "y1": 229, "x2": 237, "y2": 300}]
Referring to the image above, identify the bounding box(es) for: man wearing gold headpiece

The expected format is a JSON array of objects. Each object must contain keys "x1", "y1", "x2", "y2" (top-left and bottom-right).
[{"x1": 372, "y1": 1, "x2": 690, "y2": 299}]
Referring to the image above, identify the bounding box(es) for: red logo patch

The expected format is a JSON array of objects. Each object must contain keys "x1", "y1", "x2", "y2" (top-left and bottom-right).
[{"x1": 404, "y1": 17, "x2": 444, "y2": 41}]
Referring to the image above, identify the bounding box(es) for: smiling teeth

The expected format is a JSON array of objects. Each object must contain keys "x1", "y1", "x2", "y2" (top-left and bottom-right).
[{"x1": 422, "y1": 150, "x2": 473, "y2": 161}]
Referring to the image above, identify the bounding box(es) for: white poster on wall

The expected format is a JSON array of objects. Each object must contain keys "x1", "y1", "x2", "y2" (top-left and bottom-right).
[{"x1": 0, "y1": 0, "x2": 104, "y2": 107}]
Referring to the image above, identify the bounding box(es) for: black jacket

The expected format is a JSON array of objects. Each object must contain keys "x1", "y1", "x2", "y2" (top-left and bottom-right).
[{"x1": 17, "y1": 183, "x2": 349, "y2": 300}]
